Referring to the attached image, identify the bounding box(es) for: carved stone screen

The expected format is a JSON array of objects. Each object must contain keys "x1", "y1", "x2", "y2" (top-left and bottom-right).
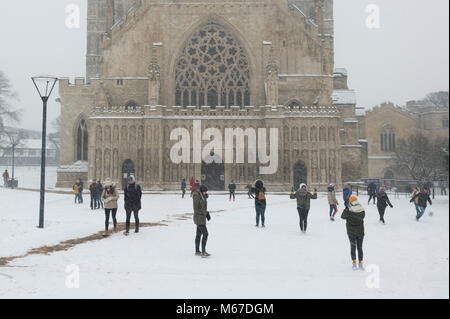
[{"x1": 175, "y1": 22, "x2": 250, "y2": 108}]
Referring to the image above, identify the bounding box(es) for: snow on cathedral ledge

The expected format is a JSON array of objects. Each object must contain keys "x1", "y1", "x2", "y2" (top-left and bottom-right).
[
  {"x1": 332, "y1": 90, "x2": 357, "y2": 105},
  {"x1": 57, "y1": 161, "x2": 88, "y2": 173}
]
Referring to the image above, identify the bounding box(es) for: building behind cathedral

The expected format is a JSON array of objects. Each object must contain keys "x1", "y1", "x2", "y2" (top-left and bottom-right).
[{"x1": 57, "y1": 0, "x2": 368, "y2": 191}]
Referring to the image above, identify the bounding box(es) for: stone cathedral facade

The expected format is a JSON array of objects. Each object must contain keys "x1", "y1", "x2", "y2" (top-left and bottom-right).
[{"x1": 57, "y1": 0, "x2": 368, "y2": 191}]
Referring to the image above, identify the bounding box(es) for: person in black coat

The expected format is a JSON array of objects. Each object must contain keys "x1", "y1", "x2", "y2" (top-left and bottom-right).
[
  {"x1": 251, "y1": 180, "x2": 267, "y2": 227},
  {"x1": 376, "y1": 188, "x2": 393, "y2": 224},
  {"x1": 367, "y1": 183, "x2": 377, "y2": 205},
  {"x1": 89, "y1": 180, "x2": 97, "y2": 209},
  {"x1": 124, "y1": 175, "x2": 142, "y2": 235},
  {"x1": 341, "y1": 196, "x2": 366, "y2": 270},
  {"x1": 228, "y1": 180, "x2": 237, "y2": 201},
  {"x1": 410, "y1": 188, "x2": 433, "y2": 221}
]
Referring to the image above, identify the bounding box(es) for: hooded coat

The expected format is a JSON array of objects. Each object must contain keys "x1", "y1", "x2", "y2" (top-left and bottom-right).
[
  {"x1": 193, "y1": 190, "x2": 208, "y2": 225},
  {"x1": 251, "y1": 180, "x2": 267, "y2": 206},
  {"x1": 102, "y1": 186, "x2": 119, "y2": 209},
  {"x1": 124, "y1": 182, "x2": 142, "y2": 211},
  {"x1": 341, "y1": 202, "x2": 365, "y2": 237}
]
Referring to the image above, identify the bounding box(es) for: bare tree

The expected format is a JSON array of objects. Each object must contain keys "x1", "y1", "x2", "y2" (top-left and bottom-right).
[
  {"x1": 392, "y1": 134, "x2": 449, "y2": 186},
  {"x1": 0, "y1": 71, "x2": 21, "y2": 128},
  {"x1": 422, "y1": 91, "x2": 449, "y2": 108}
]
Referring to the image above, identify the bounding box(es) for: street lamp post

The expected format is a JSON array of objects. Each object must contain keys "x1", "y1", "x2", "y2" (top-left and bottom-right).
[{"x1": 32, "y1": 76, "x2": 58, "y2": 229}]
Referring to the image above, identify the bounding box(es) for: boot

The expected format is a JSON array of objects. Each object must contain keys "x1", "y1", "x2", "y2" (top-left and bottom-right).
[
  {"x1": 201, "y1": 252, "x2": 211, "y2": 258},
  {"x1": 352, "y1": 261, "x2": 358, "y2": 271},
  {"x1": 195, "y1": 251, "x2": 202, "y2": 256},
  {"x1": 359, "y1": 261, "x2": 365, "y2": 271}
]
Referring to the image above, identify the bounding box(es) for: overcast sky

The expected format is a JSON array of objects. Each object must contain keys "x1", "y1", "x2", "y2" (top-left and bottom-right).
[{"x1": 0, "y1": 0, "x2": 448, "y2": 131}]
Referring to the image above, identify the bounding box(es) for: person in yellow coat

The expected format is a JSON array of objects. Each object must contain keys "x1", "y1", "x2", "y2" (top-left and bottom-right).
[{"x1": 73, "y1": 181, "x2": 81, "y2": 204}]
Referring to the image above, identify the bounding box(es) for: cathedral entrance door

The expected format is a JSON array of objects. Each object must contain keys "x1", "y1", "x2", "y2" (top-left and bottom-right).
[
  {"x1": 122, "y1": 159, "x2": 135, "y2": 190},
  {"x1": 293, "y1": 161, "x2": 307, "y2": 191},
  {"x1": 201, "y1": 152, "x2": 225, "y2": 191}
]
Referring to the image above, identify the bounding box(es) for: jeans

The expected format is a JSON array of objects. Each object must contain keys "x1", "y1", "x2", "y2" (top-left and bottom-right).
[
  {"x1": 195, "y1": 225, "x2": 209, "y2": 253},
  {"x1": 126, "y1": 209, "x2": 140, "y2": 232},
  {"x1": 348, "y1": 235, "x2": 364, "y2": 262},
  {"x1": 74, "y1": 194, "x2": 82, "y2": 203},
  {"x1": 105, "y1": 208, "x2": 117, "y2": 231},
  {"x1": 255, "y1": 205, "x2": 266, "y2": 226},
  {"x1": 441, "y1": 188, "x2": 447, "y2": 196},
  {"x1": 297, "y1": 207, "x2": 309, "y2": 231},
  {"x1": 416, "y1": 206, "x2": 426, "y2": 220},
  {"x1": 329, "y1": 204, "x2": 337, "y2": 218},
  {"x1": 96, "y1": 194, "x2": 103, "y2": 209}
]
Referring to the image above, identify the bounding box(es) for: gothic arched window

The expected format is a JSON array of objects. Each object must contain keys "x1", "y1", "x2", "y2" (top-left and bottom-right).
[
  {"x1": 175, "y1": 22, "x2": 250, "y2": 108},
  {"x1": 380, "y1": 124, "x2": 396, "y2": 152},
  {"x1": 125, "y1": 100, "x2": 138, "y2": 110},
  {"x1": 76, "y1": 119, "x2": 88, "y2": 161},
  {"x1": 286, "y1": 100, "x2": 304, "y2": 110}
]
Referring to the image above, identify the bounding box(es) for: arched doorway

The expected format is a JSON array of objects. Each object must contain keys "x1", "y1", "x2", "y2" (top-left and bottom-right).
[
  {"x1": 293, "y1": 161, "x2": 307, "y2": 191},
  {"x1": 122, "y1": 159, "x2": 135, "y2": 190},
  {"x1": 201, "y1": 151, "x2": 225, "y2": 191},
  {"x1": 383, "y1": 169, "x2": 395, "y2": 190}
]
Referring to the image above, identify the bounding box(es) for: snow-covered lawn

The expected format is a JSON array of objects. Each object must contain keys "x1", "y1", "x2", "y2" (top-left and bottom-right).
[
  {"x1": 0, "y1": 165, "x2": 58, "y2": 189},
  {"x1": 0, "y1": 188, "x2": 448, "y2": 299}
]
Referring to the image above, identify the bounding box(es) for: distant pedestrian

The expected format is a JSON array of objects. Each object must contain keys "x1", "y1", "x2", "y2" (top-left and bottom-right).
[
  {"x1": 246, "y1": 183, "x2": 253, "y2": 199},
  {"x1": 343, "y1": 185, "x2": 352, "y2": 208},
  {"x1": 89, "y1": 180, "x2": 98, "y2": 209},
  {"x1": 440, "y1": 181, "x2": 448, "y2": 196},
  {"x1": 78, "y1": 179, "x2": 84, "y2": 203},
  {"x1": 251, "y1": 180, "x2": 267, "y2": 228},
  {"x1": 96, "y1": 180, "x2": 104, "y2": 209},
  {"x1": 341, "y1": 195, "x2": 365, "y2": 271},
  {"x1": 193, "y1": 185, "x2": 211, "y2": 257},
  {"x1": 290, "y1": 183, "x2": 318, "y2": 233},
  {"x1": 228, "y1": 180, "x2": 237, "y2": 201},
  {"x1": 102, "y1": 180, "x2": 119, "y2": 235},
  {"x1": 327, "y1": 184, "x2": 338, "y2": 221},
  {"x1": 367, "y1": 182, "x2": 377, "y2": 205},
  {"x1": 73, "y1": 180, "x2": 81, "y2": 204},
  {"x1": 410, "y1": 188, "x2": 432, "y2": 221},
  {"x1": 189, "y1": 176, "x2": 196, "y2": 196},
  {"x1": 2, "y1": 169, "x2": 9, "y2": 187},
  {"x1": 124, "y1": 176, "x2": 142, "y2": 235},
  {"x1": 376, "y1": 188, "x2": 393, "y2": 224},
  {"x1": 181, "y1": 178, "x2": 187, "y2": 198}
]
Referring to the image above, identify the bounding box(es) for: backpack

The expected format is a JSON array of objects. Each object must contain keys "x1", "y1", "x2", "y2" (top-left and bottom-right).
[{"x1": 258, "y1": 190, "x2": 266, "y2": 201}]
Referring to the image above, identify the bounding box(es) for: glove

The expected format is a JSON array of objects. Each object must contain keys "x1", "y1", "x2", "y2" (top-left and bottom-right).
[
  {"x1": 206, "y1": 212, "x2": 211, "y2": 221},
  {"x1": 390, "y1": 205, "x2": 394, "y2": 208}
]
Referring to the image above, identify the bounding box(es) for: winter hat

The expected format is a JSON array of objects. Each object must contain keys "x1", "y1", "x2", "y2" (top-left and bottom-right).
[
  {"x1": 104, "y1": 179, "x2": 113, "y2": 187},
  {"x1": 200, "y1": 185, "x2": 208, "y2": 193},
  {"x1": 128, "y1": 175, "x2": 135, "y2": 183},
  {"x1": 349, "y1": 195, "x2": 358, "y2": 203},
  {"x1": 300, "y1": 183, "x2": 307, "y2": 190},
  {"x1": 255, "y1": 180, "x2": 264, "y2": 189}
]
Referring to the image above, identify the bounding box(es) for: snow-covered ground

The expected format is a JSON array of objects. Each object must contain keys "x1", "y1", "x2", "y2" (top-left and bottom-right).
[
  {"x1": 0, "y1": 188, "x2": 448, "y2": 299},
  {"x1": 0, "y1": 165, "x2": 57, "y2": 189}
]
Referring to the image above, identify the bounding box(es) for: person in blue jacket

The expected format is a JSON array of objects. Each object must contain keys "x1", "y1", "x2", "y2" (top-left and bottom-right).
[{"x1": 343, "y1": 184, "x2": 352, "y2": 208}]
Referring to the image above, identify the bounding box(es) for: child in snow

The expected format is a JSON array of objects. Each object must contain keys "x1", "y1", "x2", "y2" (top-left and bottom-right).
[
  {"x1": 193, "y1": 185, "x2": 211, "y2": 257},
  {"x1": 327, "y1": 184, "x2": 338, "y2": 221},
  {"x1": 290, "y1": 183, "x2": 318, "y2": 233},
  {"x1": 410, "y1": 188, "x2": 433, "y2": 221},
  {"x1": 251, "y1": 180, "x2": 267, "y2": 228},
  {"x1": 376, "y1": 188, "x2": 393, "y2": 224},
  {"x1": 341, "y1": 195, "x2": 366, "y2": 270}
]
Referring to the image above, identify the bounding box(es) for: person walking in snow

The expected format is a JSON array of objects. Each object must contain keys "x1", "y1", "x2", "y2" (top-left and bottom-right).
[
  {"x1": 410, "y1": 187, "x2": 433, "y2": 221},
  {"x1": 228, "y1": 180, "x2": 237, "y2": 201},
  {"x1": 341, "y1": 195, "x2": 366, "y2": 271},
  {"x1": 290, "y1": 183, "x2": 318, "y2": 233},
  {"x1": 89, "y1": 180, "x2": 98, "y2": 209},
  {"x1": 181, "y1": 178, "x2": 187, "y2": 198},
  {"x1": 376, "y1": 187, "x2": 394, "y2": 224},
  {"x1": 96, "y1": 180, "x2": 104, "y2": 209},
  {"x1": 124, "y1": 176, "x2": 142, "y2": 235},
  {"x1": 2, "y1": 169, "x2": 9, "y2": 187},
  {"x1": 193, "y1": 185, "x2": 211, "y2": 257},
  {"x1": 102, "y1": 180, "x2": 119, "y2": 235},
  {"x1": 327, "y1": 184, "x2": 339, "y2": 221},
  {"x1": 246, "y1": 183, "x2": 253, "y2": 199},
  {"x1": 367, "y1": 182, "x2": 377, "y2": 205},
  {"x1": 410, "y1": 186, "x2": 420, "y2": 216},
  {"x1": 189, "y1": 176, "x2": 196, "y2": 197},
  {"x1": 251, "y1": 180, "x2": 267, "y2": 228},
  {"x1": 343, "y1": 184, "x2": 352, "y2": 208}
]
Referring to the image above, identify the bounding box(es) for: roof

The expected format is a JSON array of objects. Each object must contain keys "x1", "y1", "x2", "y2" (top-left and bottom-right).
[
  {"x1": 17, "y1": 139, "x2": 57, "y2": 150},
  {"x1": 332, "y1": 90, "x2": 357, "y2": 105},
  {"x1": 333, "y1": 68, "x2": 348, "y2": 77}
]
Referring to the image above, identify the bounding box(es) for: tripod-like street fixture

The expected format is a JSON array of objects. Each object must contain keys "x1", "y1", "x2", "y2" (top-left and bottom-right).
[{"x1": 31, "y1": 76, "x2": 58, "y2": 229}]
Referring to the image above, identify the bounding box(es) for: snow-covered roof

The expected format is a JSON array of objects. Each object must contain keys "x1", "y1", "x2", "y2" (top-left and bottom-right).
[
  {"x1": 19, "y1": 139, "x2": 57, "y2": 150},
  {"x1": 332, "y1": 90, "x2": 357, "y2": 105},
  {"x1": 333, "y1": 68, "x2": 348, "y2": 77},
  {"x1": 355, "y1": 107, "x2": 366, "y2": 116}
]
